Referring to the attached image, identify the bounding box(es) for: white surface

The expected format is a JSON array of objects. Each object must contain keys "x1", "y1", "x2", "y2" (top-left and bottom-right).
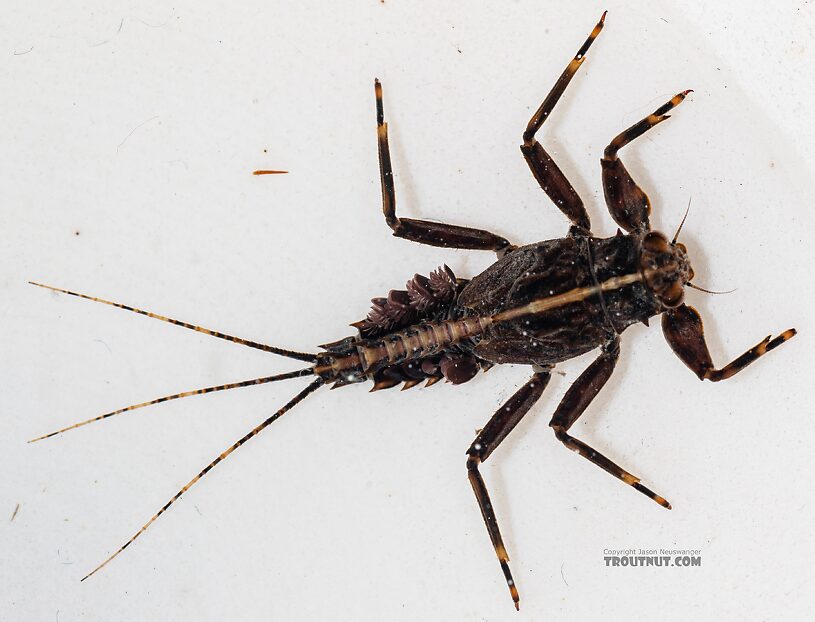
[{"x1": 2, "y1": 1, "x2": 813, "y2": 620}]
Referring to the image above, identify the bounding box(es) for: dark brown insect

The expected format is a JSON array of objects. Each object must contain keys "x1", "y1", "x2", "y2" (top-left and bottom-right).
[{"x1": 31, "y1": 12, "x2": 796, "y2": 610}]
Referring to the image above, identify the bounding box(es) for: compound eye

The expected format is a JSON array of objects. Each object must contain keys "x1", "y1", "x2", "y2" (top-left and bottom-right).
[
  {"x1": 643, "y1": 231, "x2": 669, "y2": 253},
  {"x1": 662, "y1": 280, "x2": 685, "y2": 308},
  {"x1": 675, "y1": 242, "x2": 688, "y2": 254}
]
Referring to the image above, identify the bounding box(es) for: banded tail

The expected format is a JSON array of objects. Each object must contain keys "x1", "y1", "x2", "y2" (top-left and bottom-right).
[{"x1": 30, "y1": 281, "x2": 328, "y2": 581}]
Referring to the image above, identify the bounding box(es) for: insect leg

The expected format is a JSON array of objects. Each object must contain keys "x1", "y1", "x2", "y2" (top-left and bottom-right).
[
  {"x1": 80, "y1": 377, "x2": 324, "y2": 581},
  {"x1": 374, "y1": 79, "x2": 513, "y2": 254},
  {"x1": 661, "y1": 304, "x2": 796, "y2": 381},
  {"x1": 520, "y1": 12, "x2": 606, "y2": 234},
  {"x1": 601, "y1": 90, "x2": 692, "y2": 232},
  {"x1": 466, "y1": 370, "x2": 552, "y2": 610},
  {"x1": 548, "y1": 337, "x2": 671, "y2": 509}
]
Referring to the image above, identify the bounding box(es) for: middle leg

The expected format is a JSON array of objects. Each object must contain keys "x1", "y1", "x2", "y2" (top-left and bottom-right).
[{"x1": 548, "y1": 337, "x2": 671, "y2": 509}]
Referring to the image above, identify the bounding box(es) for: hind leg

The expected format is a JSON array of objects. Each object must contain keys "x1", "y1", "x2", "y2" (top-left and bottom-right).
[
  {"x1": 601, "y1": 90, "x2": 692, "y2": 232},
  {"x1": 520, "y1": 12, "x2": 606, "y2": 234},
  {"x1": 467, "y1": 370, "x2": 552, "y2": 610},
  {"x1": 374, "y1": 80, "x2": 513, "y2": 254}
]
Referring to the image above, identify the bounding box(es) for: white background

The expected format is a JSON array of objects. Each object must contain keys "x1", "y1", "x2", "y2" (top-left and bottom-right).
[{"x1": 2, "y1": 1, "x2": 813, "y2": 620}]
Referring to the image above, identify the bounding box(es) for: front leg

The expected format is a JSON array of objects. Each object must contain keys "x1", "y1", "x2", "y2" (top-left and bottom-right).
[
  {"x1": 549, "y1": 337, "x2": 671, "y2": 509},
  {"x1": 601, "y1": 90, "x2": 691, "y2": 232},
  {"x1": 374, "y1": 80, "x2": 512, "y2": 254},
  {"x1": 662, "y1": 304, "x2": 796, "y2": 381},
  {"x1": 467, "y1": 370, "x2": 552, "y2": 610}
]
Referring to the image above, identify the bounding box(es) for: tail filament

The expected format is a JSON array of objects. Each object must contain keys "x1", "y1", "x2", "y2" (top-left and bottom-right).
[{"x1": 80, "y1": 378, "x2": 324, "y2": 582}]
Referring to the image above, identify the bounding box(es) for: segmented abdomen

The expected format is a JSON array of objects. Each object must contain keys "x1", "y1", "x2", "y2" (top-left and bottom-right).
[
  {"x1": 315, "y1": 315, "x2": 492, "y2": 386},
  {"x1": 358, "y1": 315, "x2": 491, "y2": 372}
]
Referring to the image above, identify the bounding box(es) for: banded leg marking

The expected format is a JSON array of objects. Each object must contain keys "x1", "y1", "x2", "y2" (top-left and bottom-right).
[
  {"x1": 662, "y1": 304, "x2": 796, "y2": 382},
  {"x1": 520, "y1": 12, "x2": 606, "y2": 233},
  {"x1": 374, "y1": 79, "x2": 512, "y2": 253},
  {"x1": 548, "y1": 338, "x2": 671, "y2": 509},
  {"x1": 467, "y1": 371, "x2": 551, "y2": 610},
  {"x1": 601, "y1": 90, "x2": 692, "y2": 232}
]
